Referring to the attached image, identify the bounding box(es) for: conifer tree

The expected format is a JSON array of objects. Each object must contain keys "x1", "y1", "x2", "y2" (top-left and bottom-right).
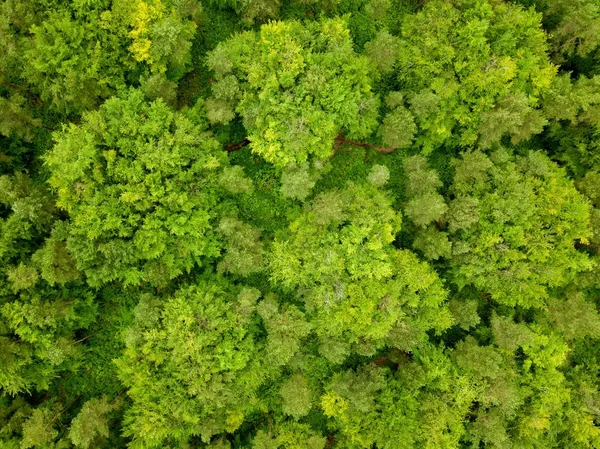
[
  {"x1": 396, "y1": 0, "x2": 556, "y2": 151},
  {"x1": 270, "y1": 180, "x2": 452, "y2": 362},
  {"x1": 207, "y1": 18, "x2": 379, "y2": 167},
  {"x1": 46, "y1": 90, "x2": 230, "y2": 287}
]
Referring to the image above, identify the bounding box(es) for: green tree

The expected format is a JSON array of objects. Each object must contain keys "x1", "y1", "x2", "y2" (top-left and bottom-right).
[
  {"x1": 45, "y1": 90, "x2": 229, "y2": 287},
  {"x1": 270, "y1": 181, "x2": 452, "y2": 362},
  {"x1": 280, "y1": 373, "x2": 313, "y2": 419},
  {"x1": 209, "y1": 0, "x2": 281, "y2": 25},
  {"x1": 251, "y1": 421, "x2": 326, "y2": 449},
  {"x1": 378, "y1": 92, "x2": 416, "y2": 149},
  {"x1": 447, "y1": 149, "x2": 592, "y2": 308},
  {"x1": 401, "y1": 155, "x2": 451, "y2": 259},
  {"x1": 0, "y1": 173, "x2": 95, "y2": 394},
  {"x1": 206, "y1": 18, "x2": 379, "y2": 167},
  {"x1": 396, "y1": 0, "x2": 556, "y2": 151},
  {"x1": 22, "y1": 2, "x2": 131, "y2": 115},
  {"x1": 322, "y1": 347, "x2": 476, "y2": 449},
  {"x1": 68, "y1": 397, "x2": 114, "y2": 449},
  {"x1": 522, "y1": 0, "x2": 600, "y2": 65},
  {"x1": 114, "y1": 0, "x2": 200, "y2": 81},
  {"x1": 217, "y1": 216, "x2": 265, "y2": 276},
  {"x1": 116, "y1": 278, "x2": 266, "y2": 447}
]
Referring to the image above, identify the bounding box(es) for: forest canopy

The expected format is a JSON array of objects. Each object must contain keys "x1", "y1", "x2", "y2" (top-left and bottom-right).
[{"x1": 2, "y1": 0, "x2": 600, "y2": 448}]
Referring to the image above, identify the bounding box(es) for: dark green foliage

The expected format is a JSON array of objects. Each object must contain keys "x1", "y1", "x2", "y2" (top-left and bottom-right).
[
  {"x1": 0, "y1": 173, "x2": 95, "y2": 394},
  {"x1": 250, "y1": 421, "x2": 326, "y2": 449},
  {"x1": 3, "y1": 0, "x2": 600, "y2": 447},
  {"x1": 526, "y1": 0, "x2": 600, "y2": 66},
  {"x1": 209, "y1": 0, "x2": 281, "y2": 25},
  {"x1": 68, "y1": 397, "x2": 113, "y2": 449},
  {"x1": 22, "y1": 5, "x2": 130, "y2": 114}
]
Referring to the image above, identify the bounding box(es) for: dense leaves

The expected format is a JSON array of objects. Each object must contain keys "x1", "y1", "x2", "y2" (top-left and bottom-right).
[
  {"x1": 207, "y1": 18, "x2": 379, "y2": 167},
  {"x1": 117, "y1": 279, "x2": 265, "y2": 446},
  {"x1": 270, "y1": 181, "x2": 452, "y2": 361},
  {"x1": 447, "y1": 149, "x2": 591, "y2": 308},
  {"x1": 394, "y1": 0, "x2": 556, "y2": 152},
  {"x1": 46, "y1": 90, "x2": 228, "y2": 287},
  {"x1": 3, "y1": 0, "x2": 600, "y2": 448}
]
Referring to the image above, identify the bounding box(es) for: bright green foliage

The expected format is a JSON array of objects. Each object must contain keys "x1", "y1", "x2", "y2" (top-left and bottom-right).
[
  {"x1": 115, "y1": 0, "x2": 200, "y2": 80},
  {"x1": 543, "y1": 74, "x2": 600, "y2": 130},
  {"x1": 396, "y1": 0, "x2": 556, "y2": 151},
  {"x1": 116, "y1": 278, "x2": 265, "y2": 446},
  {"x1": 3, "y1": 0, "x2": 600, "y2": 447},
  {"x1": 455, "y1": 305, "x2": 600, "y2": 448},
  {"x1": 448, "y1": 150, "x2": 592, "y2": 307},
  {"x1": 378, "y1": 93, "x2": 417, "y2": 149},
  {"x1": 68, "y1": 397, "x2": 113, "y2": 449},
  {"x1": 379, "y1": 107, "x2": 416, "y2": 149},
  {"x1": 30, "y1": 222, "x2": 80, "y2": 286},
  {"x1": 546, "y1": 293, "x2": 600, "y2": 341},
  {"x1": 207, "y1": 18, "x2": 379, "y2": 167},
  {"x1": 13, "y1": 0, "x2": 199, "y2": 117},
  {"x1": 46, "y1": 90, "x2": 228, "y2": 287},
  {"x1": 217, "y1": 216, "x2": 265, "y2": 275},
  {"x1": 577, "y1": 170, "x2": 600, "y2": 246},
  {"x1": 270, "y1": 182, "x2": 401, "y2": 288},
  {"x1": 541, "y1": 73, "x2": 600, "y2": 255},
  {"x1": 0, "y1": 173, "x2": 56, "y2": 269},
  {"x1": 1, "y1": 284, "x2": 95, "y2": 394},
  {"x1": 322, "y1": 348, "x2": 476, "y2": 449},
  {"x1": 402, "y1": 155, "x2": 452, "y2": 260},
  {"x1": 251, "y1": 422, "x2": 326, "y2": 449},
  {"x1": 404, "y1": 194, "x2": 447, "y2": 229},
  {"x1": 270, "y1": 181, "x2": 452, "y2": 361}
]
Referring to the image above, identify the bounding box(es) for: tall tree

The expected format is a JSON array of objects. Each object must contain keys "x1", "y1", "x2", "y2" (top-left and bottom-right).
[
  {"x1": 447, "y1": 149, "x2": 592, "y2": 308},
  {"x1": 206, "y1": 18, "x2": 379, "y2": 167},
  {"x1": 270, "y1": 180, "x2": 452, "y2": 362},
  {"x1": 45, "y1": 90, "x2": 230, "y2": 287},
  {"x1": 395, "y1": 0, "x2": 556, "y2": 152}
]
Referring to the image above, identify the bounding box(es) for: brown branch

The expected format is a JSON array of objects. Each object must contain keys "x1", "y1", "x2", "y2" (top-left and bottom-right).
[
  {"x1": 49, "y1": 395, "x2": 81, "y2": 425},
  {"x1": 224, "y1": 134, "x2": 396, "y2": 155},
  {"x1": 325, "y1": 434, "x2": 336, "y2": 449},
  {"x1": 73, "y1": 329, "x2": 102, "y2": 344},
  {"x1": 225, "y1": 138, "x2": 250, "y2": 153},
  {"x1": 334, "y1": 133, "x2": 396, "y2": 153}
]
